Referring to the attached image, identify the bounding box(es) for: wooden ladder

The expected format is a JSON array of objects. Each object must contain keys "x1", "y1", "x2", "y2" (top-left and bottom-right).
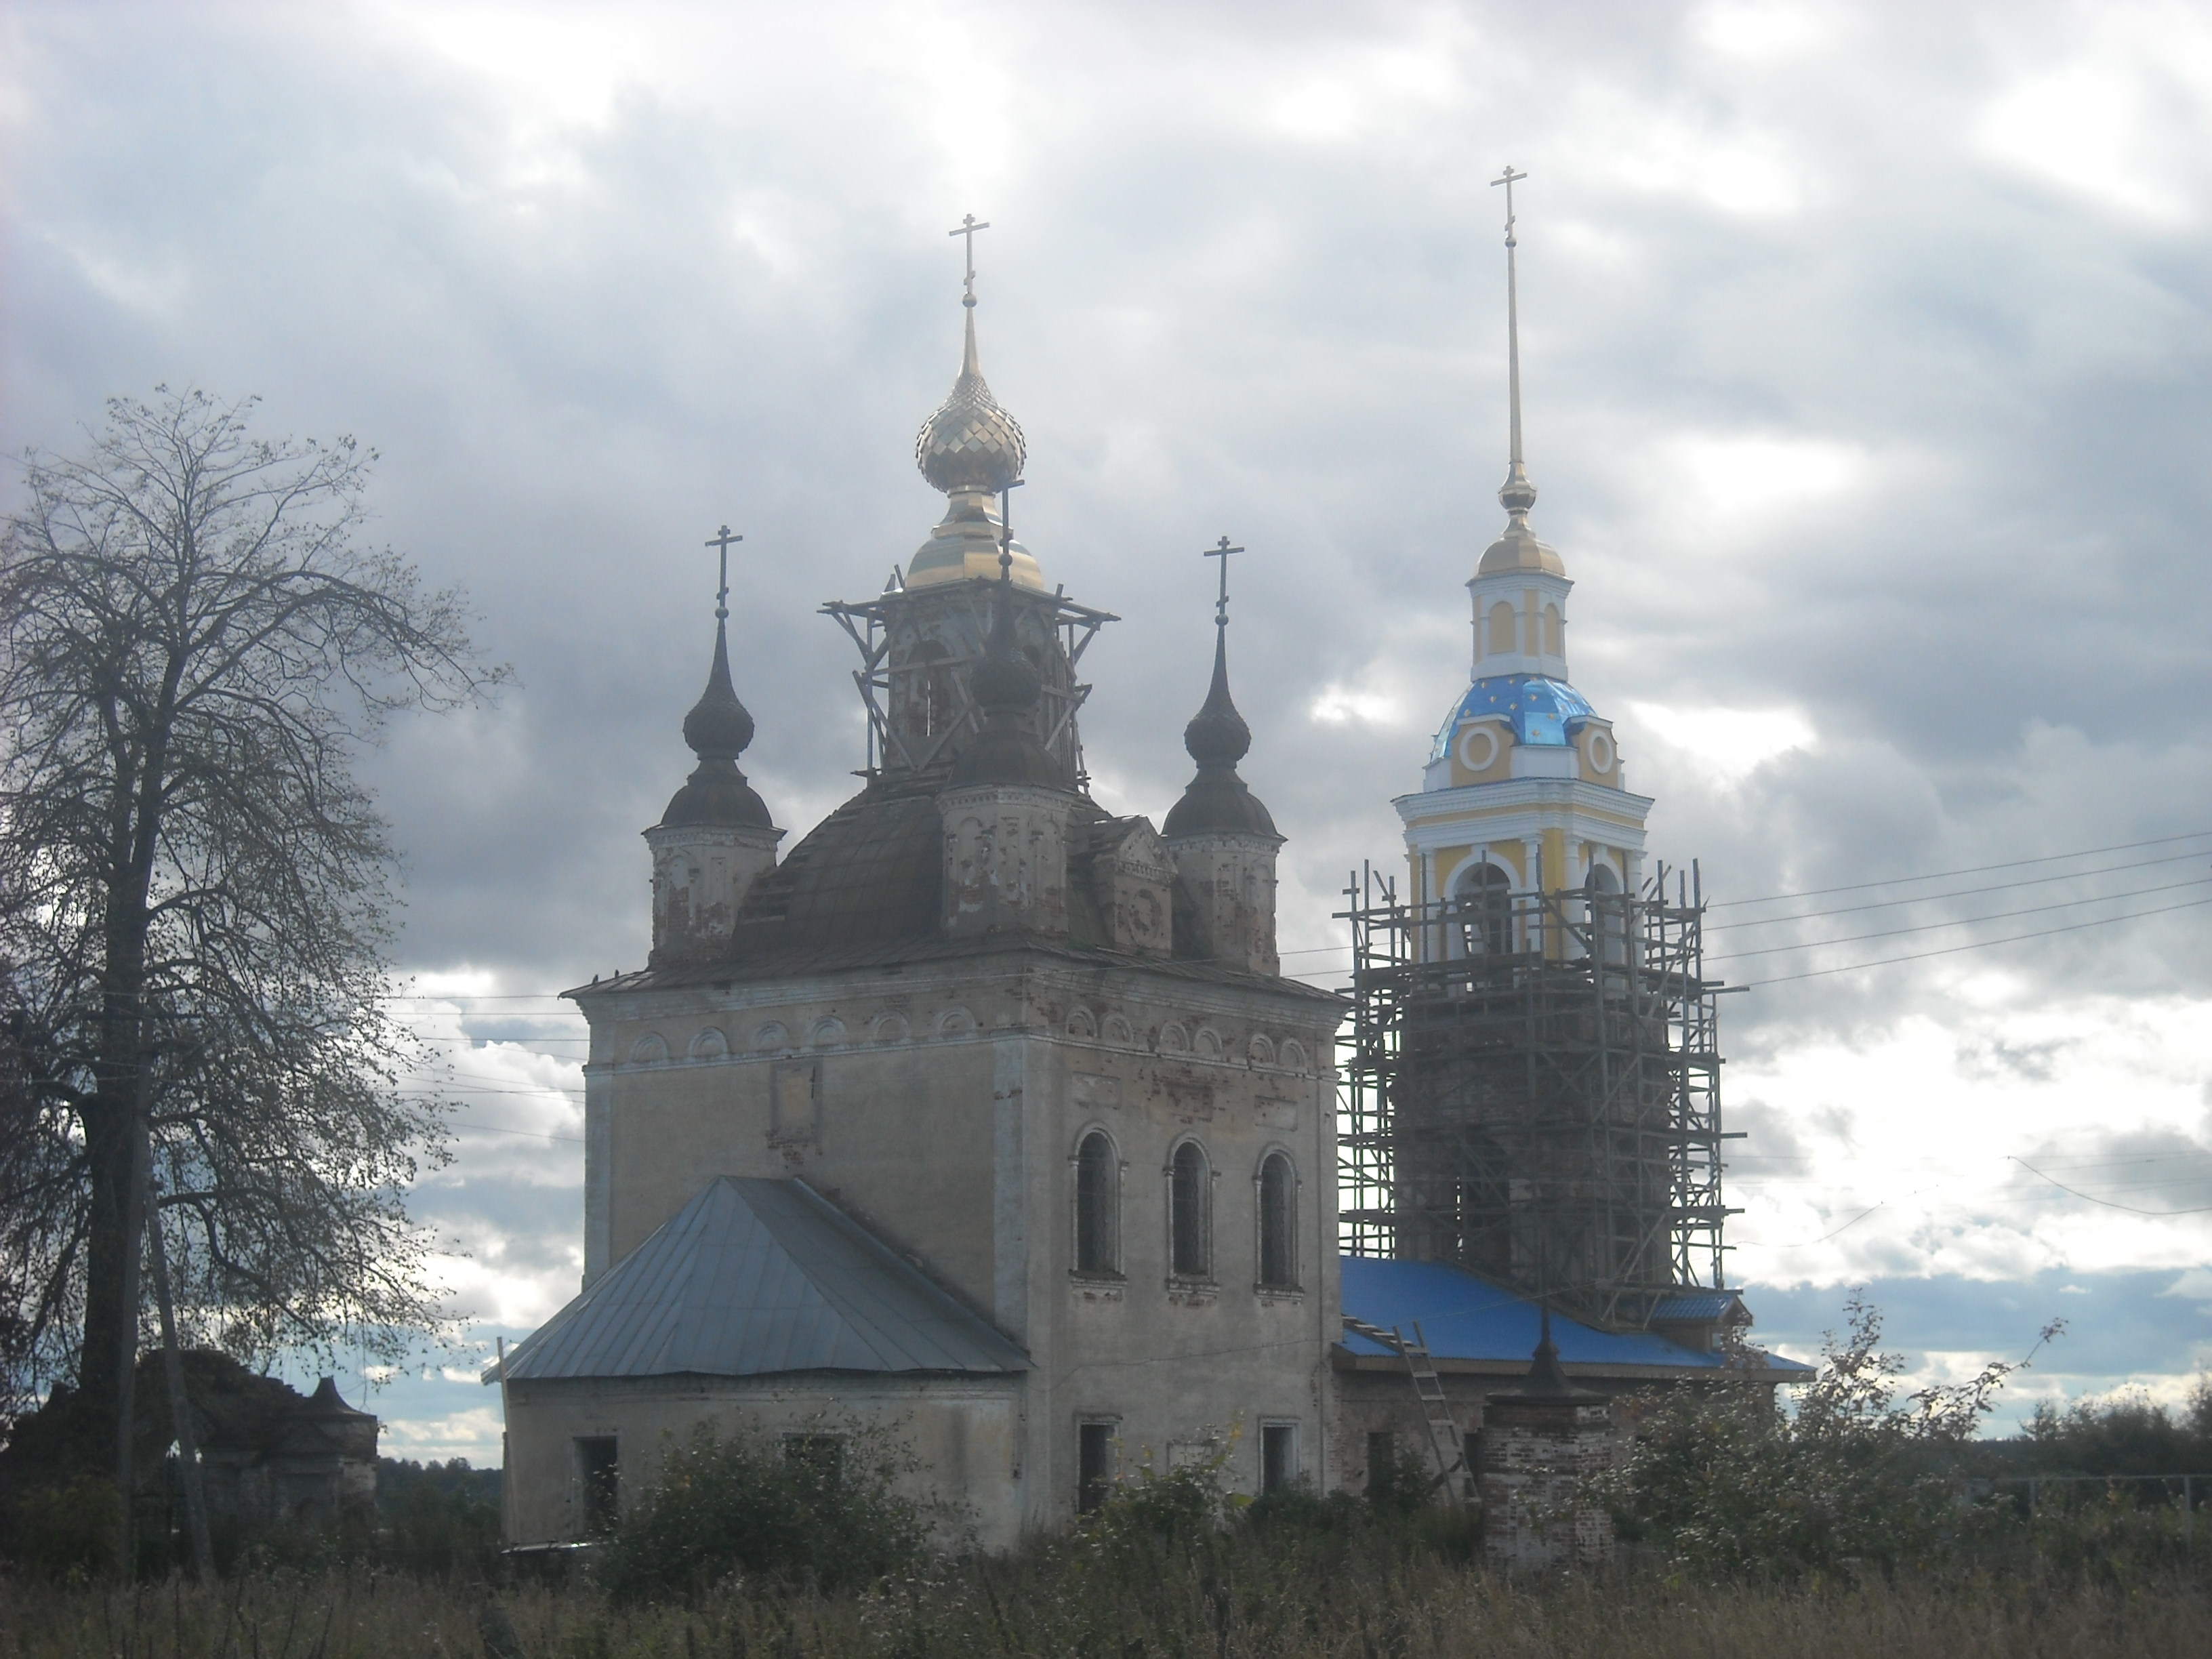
[{"x1": 1345, "y1": 1315, "x2": 1466, "y2": 1496}]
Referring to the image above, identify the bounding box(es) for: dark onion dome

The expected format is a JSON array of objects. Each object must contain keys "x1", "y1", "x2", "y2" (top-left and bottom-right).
[
  {"x1": 1163, "y1": 630, "x2": 1278, "y2": 838},
  {"x1": 948, "y1": 569, "x2": 1067, "y2": 789},
  {"x1": 662, "y1": 619, "x2": 774, "y2": 829}
]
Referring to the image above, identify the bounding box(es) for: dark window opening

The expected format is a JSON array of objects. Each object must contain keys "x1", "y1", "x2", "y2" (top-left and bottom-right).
[
  {"x1": 1078, "y1": 1422, "x2": 1116, "y2": 1513},
  {"x1": 1170, "y1": 1142, "x2": 1210, "y2": 1278},
  {"x1": 1262, "y1": 1425, "x2": 1297, "y2": 1495},
  {"x1": 1076, "y1": 1132, "x2": 1119, "y2": 1273},
  {"x1": 1258, "y1": 1152, "x2": 1296, "y2": 1288},
  {"x1": 1452, "y1": 865, "x2": 1513, "y2": 958},
  {"x1": 1365, "y1": 1431, "x2": 1395, "y2": 1499},
  {"x1": 576, "y1": 1437, "x2": 618, "y2": 1536}
]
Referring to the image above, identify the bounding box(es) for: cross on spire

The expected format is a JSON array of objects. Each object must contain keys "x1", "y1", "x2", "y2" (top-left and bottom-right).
[
  {"x1": 949, "y1": 213, "x2": 991, "y2": 308},
  {"x1": 1204, "y1": 535, "x2": 1244, "y2": 629},
  {"x1": 704, "y1": 524, "x2": 742, "y2": 621},
  {"x1": 1491, "y1": 164, "x2": 1526, "y2": 246}
]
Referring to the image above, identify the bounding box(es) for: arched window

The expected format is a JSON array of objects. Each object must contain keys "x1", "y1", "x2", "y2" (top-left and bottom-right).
[
  {"x1": 1170, "y1": 1141, "x2": 1211, "y2": 1279},
  {"x1": 1487, "y1": 602, "x2": 1518, "y2": 654},
  {"x1": 1258, "y1": 1153, "x2": 1297, "y2": 1288},
  {"x1": 1586, "y1": 863, "x2": 1626, "y2": 967},
  {"x1": 1544, "y1": 603, "x2": 1562, "y2": 657},
  {"x1": 1076, "y1": 1132, "x2": 1120, "y2": 1273},
  {"x1": 1450, "y1": 864, "x2": 1514, "y2": 958}
]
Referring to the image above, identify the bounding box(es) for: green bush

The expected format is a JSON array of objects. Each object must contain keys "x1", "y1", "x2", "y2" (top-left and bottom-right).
[
  {"x1": 600, "y1": 1416, "x2": 936, "y2": 1602},
  {"x1": 1591, "y1": 1294, "x2": 2051, "y2": 1578},
  {"x1": 1080, "y1": 1427, "x2": 1248, "y2": 1555},
  {"x1": 13, "y1": 1473, "x2": 123, "y2": 1579}
]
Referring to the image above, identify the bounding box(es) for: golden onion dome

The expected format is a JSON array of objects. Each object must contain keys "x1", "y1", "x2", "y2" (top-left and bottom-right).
[
  {"x1": 916, "y1": 309, "x2": 1026, "y2": 495},
  {"x1": 909, "y1": 306, "x2": 1046, "y2": 590}
]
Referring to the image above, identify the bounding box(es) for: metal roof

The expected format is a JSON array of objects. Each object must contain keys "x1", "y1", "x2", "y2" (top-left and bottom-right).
[
  {"x1": 1340, "y1": 1257, "x2": 1811, "y2": 1374},
  {"x1": 1650, "y1": 1290, "x2": 1746, "y2": 1323},
  {"x1": 493, "y1": 1177, "x2": 1029, "y2": 1384},
  {"x1": 1429, "y1": 673, "x2": 1598, "y2": 759}
]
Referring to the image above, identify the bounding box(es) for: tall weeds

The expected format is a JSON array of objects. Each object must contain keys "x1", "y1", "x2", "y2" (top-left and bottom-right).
[{"x1": 1, "y1": 1515, "x2": 2204, "y2": 1659}]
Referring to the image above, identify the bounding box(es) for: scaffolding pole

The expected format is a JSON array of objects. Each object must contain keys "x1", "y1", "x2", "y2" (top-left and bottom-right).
[{"x1": 1336, "y1": 860, "x2": 1733, "y2": 1328}]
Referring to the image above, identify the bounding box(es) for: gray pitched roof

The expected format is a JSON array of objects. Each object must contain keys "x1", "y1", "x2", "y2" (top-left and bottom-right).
[{"x1": 492, "y1": 1177, "x2": 1029, "y2": 1383}]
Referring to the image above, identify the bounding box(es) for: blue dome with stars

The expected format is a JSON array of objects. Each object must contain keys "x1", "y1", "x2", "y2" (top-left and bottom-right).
[{"x1": 1429, "y1": 674, "x2": 1597, "y2": 761}]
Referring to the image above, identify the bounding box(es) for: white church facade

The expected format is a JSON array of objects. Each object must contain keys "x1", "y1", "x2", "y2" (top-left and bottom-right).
[{"x1": 491, "y1": 207, "x2": 1801, "y2": 1553}]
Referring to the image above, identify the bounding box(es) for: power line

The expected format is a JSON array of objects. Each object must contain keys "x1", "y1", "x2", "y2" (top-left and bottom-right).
[
  {"x1": 1704, "y1": 848, "x2": 2212, "y2": 930},
  {"x1": 1707, "y1": 876, "x2": 2212, "y2": 963},
  {"x1": 1735, "y1": 894, "x2": 2212, "y2": 987},
  {"x1": 1706, "y1": 829, "x2": 2212, "y2": 909}
]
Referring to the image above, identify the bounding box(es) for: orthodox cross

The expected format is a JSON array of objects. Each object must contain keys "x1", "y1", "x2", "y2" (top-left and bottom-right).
[
  {"x1": 705, "y1": 524, "x2": 742, "y2": 620},
  {"x1": 1203, "y1": 535, "x2": 1243, "y2": 628},
  {"x1": 949, "y1": 213, "x2": 990, "y2": 306},
  {"x1": 1490, "y1": 164, "x2": 1526, "y2": 247}
]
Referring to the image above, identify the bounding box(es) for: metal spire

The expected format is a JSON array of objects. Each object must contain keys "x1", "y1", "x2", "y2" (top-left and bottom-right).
[
  {"x1": 1490, "y1": 165, "x2": 1537, "y2": 527},
  {"x1": 949, "y1": 213, "x2": 990, "y2": 309}
]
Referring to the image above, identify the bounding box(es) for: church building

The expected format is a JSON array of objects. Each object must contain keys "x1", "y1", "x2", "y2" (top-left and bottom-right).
[
  {"x1": 492, "y1": 199, "x2": 1802, "y2": 1552},
  {"x1": 494, "y1": 249, "x2": 1345, "y2": 1549}
]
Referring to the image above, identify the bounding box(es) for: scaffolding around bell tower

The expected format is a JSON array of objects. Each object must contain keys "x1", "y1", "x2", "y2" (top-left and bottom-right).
[{"x1": 1336, "y1": 860, "x2": 1734, "y2": 1329}]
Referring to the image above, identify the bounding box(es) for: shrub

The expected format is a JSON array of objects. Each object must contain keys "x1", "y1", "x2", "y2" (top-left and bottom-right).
[
  {"x1": 13, "y1": 1473, "x2": 123, "y2": 1579},
  {"x1": 1592, "y1": 1294, "x2": 2052, "y2": 1578},
  {"x1": 600, "y1": 1416, "x2": 935, "y2": 1603},
  {"x1": 1078, "y1": 1422, "x2": 1249, "y2": 1557}
]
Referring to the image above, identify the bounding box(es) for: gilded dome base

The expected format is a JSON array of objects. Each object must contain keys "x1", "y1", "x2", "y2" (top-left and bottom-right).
[{"x1": 908, "y1": 489, "x2": 1046, "y2": 590}]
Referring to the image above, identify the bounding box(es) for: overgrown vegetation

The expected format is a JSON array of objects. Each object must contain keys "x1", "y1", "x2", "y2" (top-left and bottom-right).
[
  {"x1": 1593, "y1": 1294, "x2": 2066, "y2": 1576},
  {"x1": 376, "y1": 1458, "x2": 502, "y2": 1578},
  {"x1": 600, "y1": 1418, "x2": 940, "y2": 1602},
  {"x1": 0, "y1": 1511, "x2": 2203, "y2": 1659}
]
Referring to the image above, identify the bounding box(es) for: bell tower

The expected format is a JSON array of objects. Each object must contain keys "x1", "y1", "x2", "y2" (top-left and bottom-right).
[{"x1": 1340, "y1": 168, "x2": 1727, "y2": 1329}]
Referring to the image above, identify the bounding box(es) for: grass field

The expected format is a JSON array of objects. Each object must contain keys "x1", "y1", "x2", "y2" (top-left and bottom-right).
[{"x1": 4, "y1": 1510, "x2": 2205, "y2": 1659}]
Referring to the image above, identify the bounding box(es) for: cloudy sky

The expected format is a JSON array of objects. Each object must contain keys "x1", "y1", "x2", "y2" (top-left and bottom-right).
[{"x1": 5, "y1": 0, "x2": 2209, "y2": 1462}]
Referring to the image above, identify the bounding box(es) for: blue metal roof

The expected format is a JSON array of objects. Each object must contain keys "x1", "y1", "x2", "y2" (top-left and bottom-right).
[
  {"x1": 1429, "y1": 674, "x2": 1597, "y2": 760},
  {"x1": 1650, "y1": 1291, "x2": 1745, "y2": 1323},
  {"x1": 494, "y1": 1178, "x2": 1030, "y2": 1383},
  {"x1": 1340, "y1": 1257, "x2": 1810, "y2": 1373}
]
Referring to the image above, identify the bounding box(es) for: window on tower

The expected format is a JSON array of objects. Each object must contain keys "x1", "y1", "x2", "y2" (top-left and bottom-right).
[
  {"x1": 1450, "y1": 864, "x2": 1514, "y2": 958},
  {"x1": 1488, "y1": 602, "x2": 1517, "y2": 654},
  {"x1": 1258, "y1": 1152, "x2": 1296, "y2": 1288},
  {"x1": 1170, "y1": 1141, "x2": 1212, "y2": 1279},
  {"x1": 1076, "y1": 1130, "x2": 1120, "y2": 1273}
]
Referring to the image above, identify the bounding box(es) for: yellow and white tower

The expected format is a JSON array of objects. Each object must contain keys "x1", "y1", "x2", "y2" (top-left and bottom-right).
[{"x1": 1397, "y1": 169, "x2": 1650, "y2": 942}]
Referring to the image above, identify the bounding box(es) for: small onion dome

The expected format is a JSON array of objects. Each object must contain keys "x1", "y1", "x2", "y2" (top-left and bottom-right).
[
  {"x1": 661, "y1": 619, "x2": 774, "y2": 828},
  {"x1": 1478, "y1": 459, "x2": 1565, "y2": 575},
  {"x1": 1163, "y1": 630, "x2": 1278, "y2": 838},
  {"x1": 948, "y1": 571, "x2": 1065, "y2": 788},
  {"x1": 910, "y1": 309, "x2": 1046, "y2": 590}
]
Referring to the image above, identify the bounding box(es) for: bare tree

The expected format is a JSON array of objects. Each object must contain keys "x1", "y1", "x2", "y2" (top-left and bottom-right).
[{"x1": 0, "y1": 388, "x2": 503, "y2": 1442}]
